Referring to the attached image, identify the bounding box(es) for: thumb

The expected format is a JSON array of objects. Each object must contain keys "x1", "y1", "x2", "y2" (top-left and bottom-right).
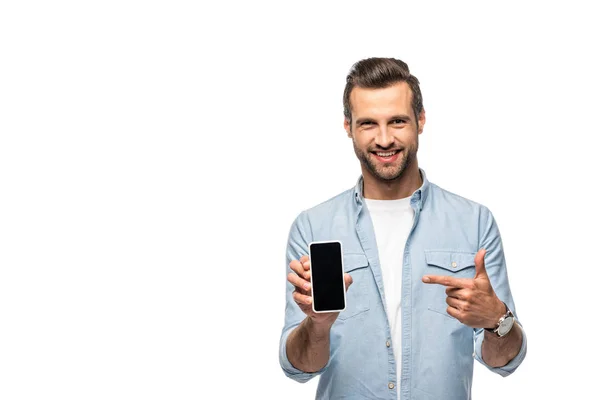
[
  {"x1": 344, "y1": 273, "x2": 353, "y2": 290},
  {"x1": 474, "y1": 248, "x2": 488, "y2": 279}
]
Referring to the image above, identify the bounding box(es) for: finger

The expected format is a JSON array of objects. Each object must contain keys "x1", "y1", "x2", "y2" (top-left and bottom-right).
[
  {"x1": 299, "y1": 255, "x2": 309, "y2": 264},
  {"x1": 344, "y1": 273, "x2": 353, "y2": 290},
  {"x1": 289, "y1": 259, "x2": 304, "y2": 276},
  {"x1": 302, "y1": 259, "x2": 311, "y2": 271},
  {"x1": 474, "y1": 248, "x2": 488, "y2": 279},
  {"x1": 289, "y1": 259, "x2": 310, "y2": 280},
  {"x1": 446, "y1": 306, "x2": 462, "y2": 320},
  {"x1": 293, "y1": 290, "x2": 312, "y2": 306},
  {"x1": 446, "y1": 296, "x2": 466, "y2": 310},
  {"x1": 445, "y1": 287, "x2": 468, "y2": 300},
  {"x1": 287, "y1": 272, "x2": 311, "y2": 292},
  {"x1": 422, "y1": 275, "x2": 474, "y2": 288}
]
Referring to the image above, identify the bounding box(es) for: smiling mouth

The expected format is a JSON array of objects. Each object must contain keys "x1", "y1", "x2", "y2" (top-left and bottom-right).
[
  {"x1": 371, "y1": 149, "x2": 402, "y2": 161},
  {"x1": 373, "y1": 150, "x2": 400, "y2": 157}
]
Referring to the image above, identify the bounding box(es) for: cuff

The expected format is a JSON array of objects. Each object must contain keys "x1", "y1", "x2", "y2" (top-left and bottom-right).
[
  {"x1": 474, "y1": 322, "x2": 527, "y2": 377},
  {"x1": 279, "y1": 327, "x2": 330, "y2": 383}
]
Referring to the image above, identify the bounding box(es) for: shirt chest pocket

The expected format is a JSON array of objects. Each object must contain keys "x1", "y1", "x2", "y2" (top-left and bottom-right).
[
  {"x1": 424, "y1": 250, "x2": 477, "y2": 319},
  {"x1": 337, "y1": 253, "x2": 371, "y2": 321},
  {"x1": 424, "y1": 250, "x2": 477, "y2": 277}
]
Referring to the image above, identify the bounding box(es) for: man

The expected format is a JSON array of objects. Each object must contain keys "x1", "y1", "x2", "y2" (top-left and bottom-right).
[{"x1": 279, "y1": 58, "x2": 527, "y2": 399}]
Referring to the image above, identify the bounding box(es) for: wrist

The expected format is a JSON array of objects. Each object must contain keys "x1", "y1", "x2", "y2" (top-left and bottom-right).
[
  {"x1": 486, "y1": 299, "x2": 507, "y2": 330},
  {"x1": 484, "y1": 300, "x2": 516, "y2": 337},
  {"x1": 306, "y1": 317, "x2": 333, "y2": 340}
]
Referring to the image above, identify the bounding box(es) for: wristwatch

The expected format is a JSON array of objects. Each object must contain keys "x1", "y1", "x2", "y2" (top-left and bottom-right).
[{"x1": 484, "y1": 302, "x2": 515, "y2": 337}]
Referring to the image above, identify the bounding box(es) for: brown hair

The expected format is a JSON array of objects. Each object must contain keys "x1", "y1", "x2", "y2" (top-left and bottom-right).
[{"x1": 343, "y1": 58, "x2": 423, "y2": 127}]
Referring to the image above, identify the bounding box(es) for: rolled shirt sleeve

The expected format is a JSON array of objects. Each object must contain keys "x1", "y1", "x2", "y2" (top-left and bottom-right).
[
  {"x1": 473, "y1": 206, "x2": 528, "y2": 376},
  {"x1": 474, "y1": 323, "x2": 528, "y2": 377},
  {"x1": 280, "y1": 326, "x2": 332, "y2": 382}
]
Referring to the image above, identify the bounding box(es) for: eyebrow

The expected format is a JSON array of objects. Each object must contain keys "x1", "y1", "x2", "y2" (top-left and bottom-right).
[{"x1": 355, "y1": 115, "x2": 412, "y2": 125}]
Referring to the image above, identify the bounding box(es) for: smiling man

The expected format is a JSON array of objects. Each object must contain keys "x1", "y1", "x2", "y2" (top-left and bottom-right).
[{"x1": 279, "y1": 58, "x2": 527, "y2": 399}]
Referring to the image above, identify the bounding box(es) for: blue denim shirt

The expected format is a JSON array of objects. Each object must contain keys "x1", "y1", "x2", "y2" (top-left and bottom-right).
[{"x1": 279, "y1": 168, "x2": 527, "y2": 400}]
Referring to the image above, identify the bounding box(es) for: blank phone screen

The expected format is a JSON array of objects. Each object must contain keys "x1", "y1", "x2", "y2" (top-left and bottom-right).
[{"x1": 309, "y1": 241, "x2": 345, "y2": 312}]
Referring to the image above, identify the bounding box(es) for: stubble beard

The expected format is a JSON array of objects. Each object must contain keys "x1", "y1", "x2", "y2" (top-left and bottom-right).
[{"x1": 353, "y1": 138, "x2": 418, "y2": 182}]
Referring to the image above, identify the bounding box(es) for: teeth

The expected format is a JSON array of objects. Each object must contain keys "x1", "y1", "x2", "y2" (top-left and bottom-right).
[{"x1": 376, "y1": 151, "x2": 397, "y2": 157}]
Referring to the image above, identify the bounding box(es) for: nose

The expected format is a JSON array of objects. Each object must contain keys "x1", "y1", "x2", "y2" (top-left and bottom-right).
[{"x1": 375, "y1": 127, "x2": 394, "y2": 148}]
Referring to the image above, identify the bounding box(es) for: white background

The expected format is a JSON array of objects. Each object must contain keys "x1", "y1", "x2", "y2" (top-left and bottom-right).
[{"x1": 1, "y1": 1, "x2": 599, "y2": 399}]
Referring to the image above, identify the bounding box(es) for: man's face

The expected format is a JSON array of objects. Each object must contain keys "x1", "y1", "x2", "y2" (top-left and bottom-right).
[{"x1": 344, "y1": 81, "x2": 425, "y2": 181}]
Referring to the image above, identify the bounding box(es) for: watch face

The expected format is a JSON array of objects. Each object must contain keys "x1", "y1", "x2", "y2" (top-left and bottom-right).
[{"x1": 498, "y1": 316, "x2": 515, "y2": 336}]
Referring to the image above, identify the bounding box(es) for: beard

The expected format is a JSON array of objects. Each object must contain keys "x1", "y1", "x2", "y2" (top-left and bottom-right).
[{"x1": 353, "y1": 138, "x2": 418, "y2": 182}]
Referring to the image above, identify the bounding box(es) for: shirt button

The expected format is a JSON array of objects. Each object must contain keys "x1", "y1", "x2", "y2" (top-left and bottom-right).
[
  {"x1": 388, "y1": 383, "x2": 395, "y2": 389},
  {"x1": 386, "y1": 341, "x2": 391, "y2": 347},
  {"x1": 451, "y1": 261, "x2": 457, "y2": 268}
]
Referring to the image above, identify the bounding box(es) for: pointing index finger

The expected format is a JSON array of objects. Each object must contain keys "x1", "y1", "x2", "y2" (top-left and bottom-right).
[{"x1": 422, "y1": 275, "x2": 472, "y2": 288}]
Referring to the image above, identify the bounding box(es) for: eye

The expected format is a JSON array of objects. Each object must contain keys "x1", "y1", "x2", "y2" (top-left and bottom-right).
[
  {"x1": 359, "y1": 121, "x2": 376, "y2": 129},
  {"x1": 392, "y1": 119, "x2": 406, "y2": 124}
]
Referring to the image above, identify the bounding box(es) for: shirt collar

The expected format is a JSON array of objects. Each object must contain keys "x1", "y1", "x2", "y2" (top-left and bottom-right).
[{"x1": 353, "y1": 167, "x2": 430, "y2": 212}]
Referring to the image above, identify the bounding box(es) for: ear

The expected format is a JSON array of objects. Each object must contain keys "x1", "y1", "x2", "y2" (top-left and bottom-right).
[
  {"x1": 344, "y1": 118, "x2": 352, "y2": 138},
  {"x1": 344, "y1": 117, "x2": 352, "y2": 138},
  {"x1": 417, "y1": 109, "x2": 426, "y2": 134}
]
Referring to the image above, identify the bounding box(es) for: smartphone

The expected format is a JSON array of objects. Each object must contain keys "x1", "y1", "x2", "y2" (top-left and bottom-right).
[{"x1": 308, "y1": 240, "x2": 346, "y2": 313}]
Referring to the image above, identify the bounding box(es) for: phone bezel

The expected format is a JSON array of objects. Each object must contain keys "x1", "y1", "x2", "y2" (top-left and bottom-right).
[{"x1": 308, "y1": 240, "x2": 347, "y2": 314}]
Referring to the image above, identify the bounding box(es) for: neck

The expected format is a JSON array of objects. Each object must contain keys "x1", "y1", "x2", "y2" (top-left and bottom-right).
[{"x1": 362, "y1": 161, "x2": 422, "y2": 200}]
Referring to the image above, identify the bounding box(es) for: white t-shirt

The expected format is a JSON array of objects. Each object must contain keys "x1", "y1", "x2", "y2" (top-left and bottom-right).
[{"x1": 364, "y1": 196, "x2": 414, "y2": 392}]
